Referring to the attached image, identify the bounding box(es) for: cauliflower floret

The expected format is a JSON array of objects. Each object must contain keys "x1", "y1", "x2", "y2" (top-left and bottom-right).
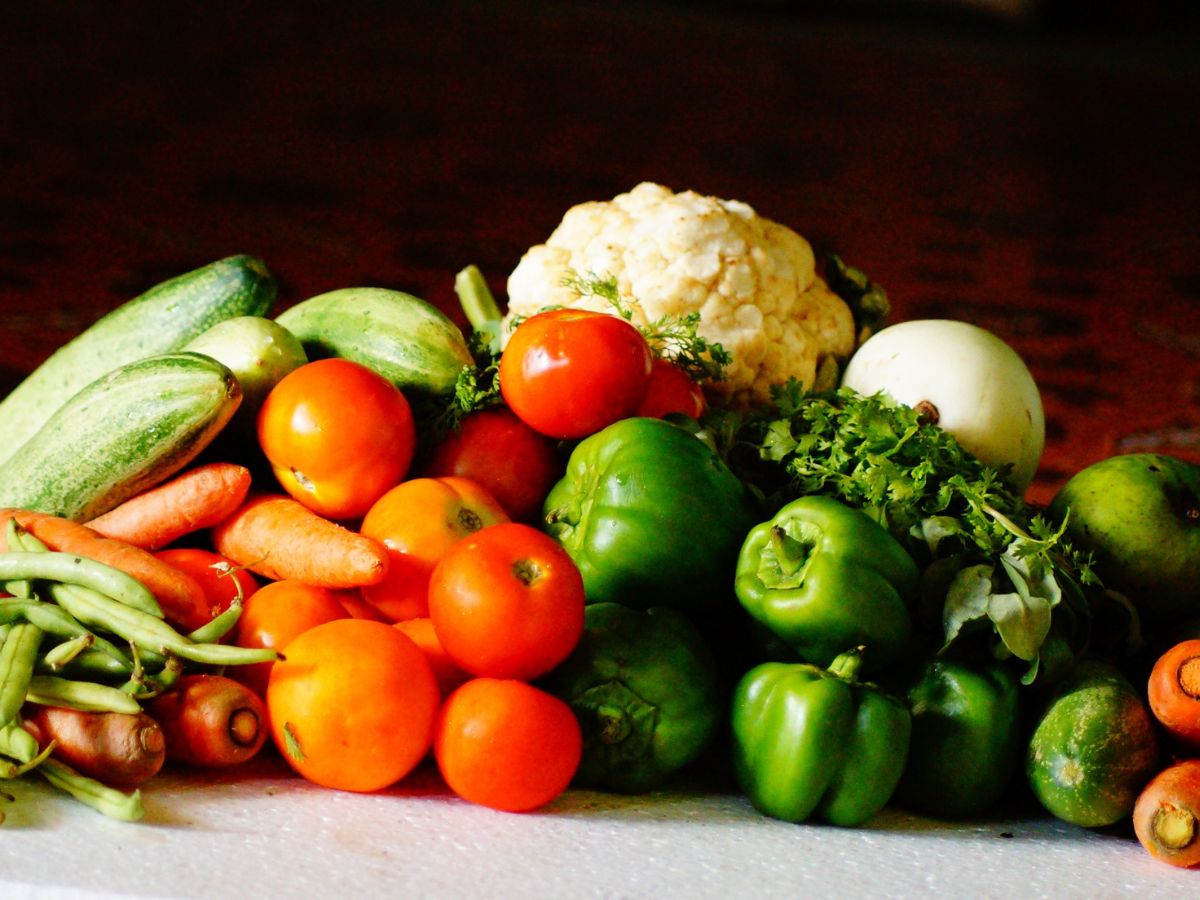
[{"x1": 505, "y1": 182, "x2": 857, "y2": 407}]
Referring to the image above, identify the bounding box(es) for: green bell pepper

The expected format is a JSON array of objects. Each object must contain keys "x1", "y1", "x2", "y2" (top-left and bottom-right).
[
  {"x1": 892, "y1": 656, "x2": 1021, "y2": 819},
  {"x1": 730, "y1": 650, "x2": 911, "y2": 826},
  {"x1": 541, "y1": 602, "x2": 721, "y2": 792},
  {"x1": 734, "y1": 495, "x2": 918, "y2": 672},
  {"x1": 543, "y1": 417, "x2": 760, "y2": 617}
]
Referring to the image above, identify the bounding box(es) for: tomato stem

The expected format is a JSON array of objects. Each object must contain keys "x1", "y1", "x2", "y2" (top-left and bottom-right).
[{"x1": 511, "y1": 558, "x2": 541, "y2": 587}]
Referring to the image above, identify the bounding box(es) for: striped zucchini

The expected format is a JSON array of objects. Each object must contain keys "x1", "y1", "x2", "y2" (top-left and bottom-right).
[
  {"x1": 0, "y1": 255, "x2": 275, "y2": 464},
  {"x1": 0, "y1": 353, "x2": 241, "y2": 521},
  {"x1": 275, "y1": 287, "x2": 473, "y2": 397}
]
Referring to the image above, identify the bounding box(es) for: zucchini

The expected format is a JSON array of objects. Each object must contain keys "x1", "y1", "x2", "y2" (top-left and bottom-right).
[
  {"x1": 275, "y1": 287, "x2": 473, "y2": 397},
  {"x1": 0, "y1": 353, "x2": 241, "y2": 521},
  {"x1": 0, "y1": 255, "x2": 275, "y2": 464}
]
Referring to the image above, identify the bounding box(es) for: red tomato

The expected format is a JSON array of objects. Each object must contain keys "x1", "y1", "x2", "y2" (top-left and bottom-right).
[
  {"x1": 359, "y1": 476, "x2": 510, "y2": 623},
  {"x1": 434, "y1": 678, "x2": 582, "y2": 812},
  {"x1": 423, "y1": 407, "x2": 562, "y2": 522},
  {"x1": 267, "y1": 619, "x2": 439, "y2": 792},
  {"x1": 427, "y1": 522, "x2": 585, "y2": 681},
  {"x1": 154, "y1": 547, "x2": 259, "y2": 622},
  {"x1": 257, "y1": 358, "x2": 416, "y2": 520},
  {"x1": 635, "y1": 358, "x2": 707, "y2": 419},
  {"x1": 231, "y1": 579, "x2": 350, "y2": 698},
  {"x1": 498, "y1": 309, "x2": 653, "y2": 439}
]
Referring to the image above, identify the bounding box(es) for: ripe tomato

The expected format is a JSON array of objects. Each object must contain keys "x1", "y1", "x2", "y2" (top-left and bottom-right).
[
  {"x1": 427, "y1": 522, "x2": 585, "y2": 681},
  {"x1": 423, "y1": 406, "x2": 563, "y2": 522},
  {"x1": 257, "y1": 358, "x2": 416, "y2": 520},
  {"x1": 231, "y1": 579, "x2": 350, "y2": 698},
  {"x1": 434, "y1": 678, "x2": 582, "y2": 812},
  {"x1": 635, "y1": 358, "x2": 707, "y2": 419},
  {"x1": 267, "y1": 618, "x2": 439, "y2": 792},
  {"x1": 359, "y1": 476, "x2": 510, "y2": 623},
  {"x1": 154, "y1": 547, "x2": 259, "y2": 623},
  {"x1": 499, "y1": 309, "x2": 653, "y2": 439},
  {"x1": 395, "y1": 617, "x2": 471, "y2": 699}
]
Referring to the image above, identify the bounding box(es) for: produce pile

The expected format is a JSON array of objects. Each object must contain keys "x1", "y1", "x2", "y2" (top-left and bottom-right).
[{"x1": 2, "y1": 183, "x2": 1200, "y2": 870}]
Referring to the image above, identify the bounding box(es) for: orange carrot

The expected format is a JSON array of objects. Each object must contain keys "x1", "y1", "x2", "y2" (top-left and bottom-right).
[
  {"x1": 0, "y1": 507, "x2": 210, "y2": 631},
  {"x1": 23, "y1": 705, "x2": 166, "y2": 790},
  {"x1": 84, "y1": 462, "x2": 252, "y2": 551},
  {"x1": 1148, "y1": 639, "x2": 1200, "y2": 748},
  {"x1": 146, "y1": 674, "x2": 267, "y2": 768},
  {"x1": 1134, "y1": 759, "x2": 1200, "y2": 868},
  {"x1": 210, "y1": 493, "x2": 389, "y2": 588}
]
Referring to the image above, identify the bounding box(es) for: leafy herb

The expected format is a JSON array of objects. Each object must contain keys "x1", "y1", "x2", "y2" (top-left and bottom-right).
[{"x1": 560, "y1": 269, "x2": 731, "y2": 383}]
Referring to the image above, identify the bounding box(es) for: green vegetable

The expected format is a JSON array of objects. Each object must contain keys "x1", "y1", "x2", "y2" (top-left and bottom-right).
[
  {"x1": 543, "y1": 417, "x2": 760, "y2": 618},
  {"x1": 1027, "y1": 660, "x2": 1160, "y2": 828},
  {"x1": 734, "y1": 495, "x2": 918, "y2": 672},
  {"x1": 276, "y1": 286, "x2": 474, "y2": 398},
  {"x1": 730, "y1": 650, "x2": 911, "y2": 827},
  {"x1": 730, "y1": 386, "x2": 1097, "y2": 683},
  {"x1": 541, "y1": 602, "x2": 721, "y2": 793},
  {"x1": 0, "y1": 255, "x2": 275, "y2": 465},
  {"x1": 0, "y1": 352, "x2": 241, "y2": 521},
  {"x1": 892, "y1": 657, "x2": 1021, "y2": 819}
]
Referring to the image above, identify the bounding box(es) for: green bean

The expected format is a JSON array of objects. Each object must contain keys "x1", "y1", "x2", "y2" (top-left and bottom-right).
[
  {"x1": 0, "y1": 740, "x2": 54, "y2": 780},
  {"x1": 187, "y1": 600, "x2": 243, "y2": 645},
  {"x1": 0, "y1": 596, "x2": 133, "y2": 667},
  {"x1": 36, "y1": 649, "x2": 132, "y2": 680},
  {"x1": 3, "y1": 518, "x2": 33, "y2": 599},
  {"x1": 0, "y1": 721, "x2": 38, "y2": 765},
  {"x1": 25, "y1": 675, "x2": 142, "y2": 715},
  {"x1": 38, "y1": 757, "x2": 144, "y2": 821},
  {"x1": 41, "y1": 633, "x2": 94, "y2": 669},
  {"x1": 0, "y1": 624, "x2": 9, "y2": 645},
  {"x1": 0, "y1": 551, "x2": 162, "y2": 618},
  {"x1": 0, "y1": 623, "x2": 43, "y2": 728}
]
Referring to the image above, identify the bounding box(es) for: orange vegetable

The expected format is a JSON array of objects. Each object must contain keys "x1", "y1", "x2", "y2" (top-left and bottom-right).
[
  {"x1": 395, "y1": 616, "x2": 471, "y2": 699},
  {"x1": 0, "y1": 507, "x2": 210, "y2": 631},
  {"x1": 23, "y1": 705, "x2": 166, "y2": 789},
  {"x1": 147, "y1": 674, "x2": 268, "y2": 768},
  {"x1": 1148, "y1": 639, "x2": 1200, "y2": 747},
  {"x1": 434, "y1": 678, "x2": 582, "y2": 812},
  {"x1": 359, "y1": 476, "x2": 509, "y2": 622},
  {"x1": 1134, "y1": 759, "x2": 1200, "y2": 868},
  {"x1": 84, "y1": 462, "x2": 252, "y2": 550},
  {"x1": 231, "y1": 579, "x2": 350, "y2": 698},
  {"x1": 266, "y1": 618, "x2": 440, "y2": 792},
  {"x1": 211, "y1": 493, "x2": 389, "y2": 588},
  {"x1": 154, "y1": 547, "x2": 259, "y2": 622}
]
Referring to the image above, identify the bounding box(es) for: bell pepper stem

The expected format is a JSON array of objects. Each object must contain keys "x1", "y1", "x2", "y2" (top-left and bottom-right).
[
  {"x1": 827, "y1": 647, "x2": 866, "y2": 683},
  {"x1": 769, "y1": 525, "x2": 809, "y2": 580}
]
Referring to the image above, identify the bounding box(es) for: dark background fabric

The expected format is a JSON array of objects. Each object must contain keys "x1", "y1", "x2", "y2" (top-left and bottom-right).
[{"x1": 2, "y1": 0, "x2": 1197, "y2": 504}]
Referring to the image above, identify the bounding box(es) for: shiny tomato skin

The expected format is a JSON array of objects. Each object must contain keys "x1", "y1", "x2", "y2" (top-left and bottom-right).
[
  {"x1": 499, "y1": 309, "x2": 653, "y2": 439},
  {"x1": 423, "y1": 406, "x2": 563, "y2": 522},
  {"x1": 257, "y1": 358, "x2": 416, "y2": 520},
  {"x1": 635, "y1": 358, "x2": 707, "y2": 419}
]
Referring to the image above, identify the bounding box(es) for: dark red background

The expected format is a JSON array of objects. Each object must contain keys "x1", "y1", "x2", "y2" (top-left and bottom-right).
[{"x1": 2, "y1": 1, "x2": 1198, "y2": 504}]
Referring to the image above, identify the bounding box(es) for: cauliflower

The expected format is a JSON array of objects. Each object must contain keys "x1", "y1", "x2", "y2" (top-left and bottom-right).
[{"x1": 504, "y1": 182, "x2": 858, "y2": 407}]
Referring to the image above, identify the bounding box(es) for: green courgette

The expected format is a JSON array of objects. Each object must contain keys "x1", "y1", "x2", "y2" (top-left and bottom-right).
[
  {"x1": 0, "y1": 353, "x2": 241, "y2": 521},
  {"x1": 1026, "y1": 660, "x2": 1160, "y2": 828},
  {"x1": 275, "y1": 287, "x2": 473, "y2": 397},
  {"x1": 0, "y1": 255, "x2": 275, "y2": 464}
]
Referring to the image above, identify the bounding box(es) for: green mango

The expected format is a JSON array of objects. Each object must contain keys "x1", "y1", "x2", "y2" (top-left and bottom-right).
[{"x1": 1049, "y1": 453, "x2": 1200, "y2": 629}]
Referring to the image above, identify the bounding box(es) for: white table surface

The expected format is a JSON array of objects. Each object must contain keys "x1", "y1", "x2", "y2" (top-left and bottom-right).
[{"x1": 1, "y1": 754, "x2": 1193, "y2": 899}]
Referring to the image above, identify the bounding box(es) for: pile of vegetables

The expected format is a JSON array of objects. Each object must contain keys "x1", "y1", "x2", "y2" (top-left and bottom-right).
[{"x1": 1, "y1": 183, "x2": 1200, "y2": 873}]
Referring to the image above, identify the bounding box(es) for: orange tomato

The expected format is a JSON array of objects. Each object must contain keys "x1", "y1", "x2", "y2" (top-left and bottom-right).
[
  {"x1": 427, "y1": 522, "x2": 585, "y2": 681},
  {"x1": 154, "y1": 547, "x2": 260, "y2": 623},
  {"x1": 435, "y1": 678, "x2": 582, "y2": 812},
  {"x1": 359, "y1": 476, "x2": 510, "y2": 622},
  {"x1": 267, "y1": 618, "x2": 440, "y2": 792},
  {"x1": 423, "y1": 407, "x2": 563, "y2": 522},
  {"x1": 231, "y1": 579, "x2": 350, "y2": 698},
  {"x1": 257, "y1": 358, "x2": 416, "y2": 520},
  {"x1": 395, "y1": 617, "x2": 471, "y2": 699},
  {"x1": 635, "y1": 358, "x2": 707, "y2": 419}
]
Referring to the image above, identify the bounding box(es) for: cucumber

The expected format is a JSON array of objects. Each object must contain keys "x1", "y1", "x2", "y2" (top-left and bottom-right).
[
  {"x1": 0, "y1": 255, "x2": 275, "y2": 464},
  {"x1": 1026, "y1": 660, "x2": 1160, "y2": 828},
  {"x1": 0, "y1": 353, "x2": 242, "y2": 521},
  {"x1": 275, "y1": 287, "x2": 473, "y2": 397}
]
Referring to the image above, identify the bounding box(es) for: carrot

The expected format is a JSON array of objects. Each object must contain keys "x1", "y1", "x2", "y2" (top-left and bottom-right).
[
  {"x1": 23, "y1": 705, "x2": 166, "y2": 789},
  {"x1": 1148, "y1": 639, "x2": 1200, "y2": 748},
  {"x1": 211, "y1": 493, "x2": 389, "y2": 588},
  {"x1": 1134, "y1": 759, "x2": 1200, "y2": 868},
  {"x1": 146, "y1": 674, "x2": 266, "y2": 768},
  {"x1": 0, "y1": 507, "x2": 210, "y2": 631},
  {"x1": 84, "y1": 462, "x2": 252, "y2": 551}
]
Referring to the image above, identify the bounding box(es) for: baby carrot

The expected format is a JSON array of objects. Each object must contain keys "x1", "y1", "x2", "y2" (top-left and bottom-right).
[
  {"x1": 1134, "y1": 759, "x2": 1200, "y2": 868},
  {"x1": 1148, "y1": 639, "x2": 1200, "y2": 748},
  {"x1": 211, "y1": 494, "x2": 389, "y2": 588},
  {"x1": 84, "y1": 462, "x2": 252, "y2": 551}
]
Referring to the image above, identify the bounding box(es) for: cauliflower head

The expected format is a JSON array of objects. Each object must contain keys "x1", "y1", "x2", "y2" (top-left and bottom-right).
[{"x1": 504, "y1": 182, "x2": 857, "y2": 407}]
